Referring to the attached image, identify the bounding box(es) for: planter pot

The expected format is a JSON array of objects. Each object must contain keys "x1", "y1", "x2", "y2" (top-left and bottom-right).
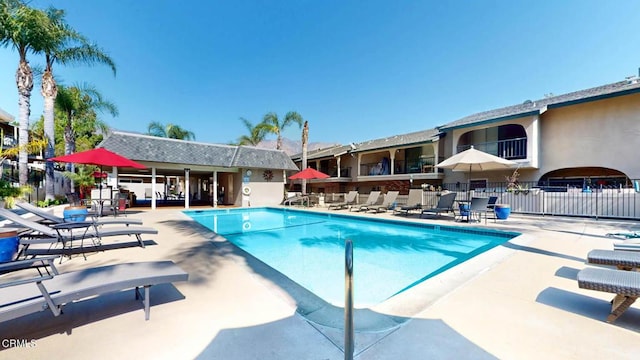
[
  {"x1": 494, "y1": 204, "x2": 511, "y2": 220},
  {"x1": 63, "y1": 206, "x2": 89, "y2": 222},
  {"x1": 0, "y1": 229, "x2": 19, "y2": 263}
]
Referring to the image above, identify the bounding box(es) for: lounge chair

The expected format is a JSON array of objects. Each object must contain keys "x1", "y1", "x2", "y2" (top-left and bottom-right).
[
  {"x1": 350, "y1": 191, "x2": 381, "y2": 212},
  {"x1": 420, "y1": 192, "x2": 457, "y2": 218},
  {"x1": 468, "y1": 197, "x2": 490, "y2": 223},
  {"x1": 327, "y1": 191, "x2": 358, "y2": 210},
  {"x1": 587, "y1": 249, "x2": 640, "y2": 270},
  {"x1": 369, "y1": 191, "x2": 399, "y2": 213},
  {"x1": 0, "y1": 208, "x2": 157, "y2": 257},
  {"x1": 16, "y1": 202, "x2": 142, "y2": 227},
  {"x1": 393, "y1": 189, "x2": 423, "y2": 216},
  {"x1": 0, "y1": 256, "x2": 188, "y2": 322},
  {"x1": 614, "y1": 239, "x2": 640, "y2": 252},
  {"x1": 577, "y1": 266, "x2": 640, "y2": 323}
]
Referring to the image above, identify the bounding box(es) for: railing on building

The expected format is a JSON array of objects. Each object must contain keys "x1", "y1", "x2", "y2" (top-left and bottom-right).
[
  {"x1": 324, "y1": 179, "x2": 640, "y2": 220},
  {"x1": 419, "y1": 180, "x2": 640, "y2": 220},
  {"x1": 458, "y1": 137, "x2": 528, "y2": 160},
  {"x1": 360, "y1": 156, "x2": 442, "y2": 176}
]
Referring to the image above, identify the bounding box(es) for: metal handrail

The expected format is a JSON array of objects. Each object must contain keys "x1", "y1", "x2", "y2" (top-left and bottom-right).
[{"x1": 344, "y1": 239, "x2": 354, "y2": 360}]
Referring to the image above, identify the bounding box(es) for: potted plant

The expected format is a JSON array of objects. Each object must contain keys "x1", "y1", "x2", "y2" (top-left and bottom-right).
[
  {"x1": 0, "y1": 179, "x2": 22, "y2": 209},
  {"x1": 62, "y1": 165, "x2": 97, "y2": 221}
]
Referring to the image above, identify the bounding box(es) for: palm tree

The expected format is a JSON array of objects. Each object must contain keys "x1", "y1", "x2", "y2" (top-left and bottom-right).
[
  {"x1": 259, "y1": 111, "x2": 304, "y2": 150},
  {"x1": 147, "y1": 122, "x2": 195, "y2": 141},
  {"x1": 0, "y1": 0, "x2": 52, "y2": 185},
  {"x1": 40, "y1": 7, "x2": 116, "y2": 201},
  {"x1": 236, "y1": 117, "x2": 267, "y2": 146},
  {"x1": 55, "y1": 84, "x2": 117, "y2": 192}
]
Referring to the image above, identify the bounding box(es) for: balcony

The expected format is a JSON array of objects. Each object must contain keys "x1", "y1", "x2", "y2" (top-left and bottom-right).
[{"x1": 458, "y1": 137, "x2": 527, "y2": 160}]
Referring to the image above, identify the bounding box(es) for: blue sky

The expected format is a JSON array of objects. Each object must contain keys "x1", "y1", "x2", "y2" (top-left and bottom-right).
[{"x1": 1, "y1": 0, "x2": 640, "y2": 146}]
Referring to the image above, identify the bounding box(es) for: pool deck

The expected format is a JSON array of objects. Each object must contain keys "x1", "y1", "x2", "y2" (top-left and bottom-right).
[{"x1": 2, "y1": 205, "x2": 640, "y2": 359}]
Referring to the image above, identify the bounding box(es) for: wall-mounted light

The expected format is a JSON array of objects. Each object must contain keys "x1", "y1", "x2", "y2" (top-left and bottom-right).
[{"x1": 246, "y1": 170, "x2": 252, "y2": 176}]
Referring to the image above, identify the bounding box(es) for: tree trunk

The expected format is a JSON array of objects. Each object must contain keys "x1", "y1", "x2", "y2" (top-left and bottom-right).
[
  {"x1": 16, "y1": 59, "x2": 33, "y2": 186},
  {"x1": 301, "y1": 121, "x2": 308, "y2": 194},
  {"x1": 42, "y1": 69, "x2": 57, "y2": 201},
  {"x1": 64, "y1": 116, "x2": 76, "y2": 193}
]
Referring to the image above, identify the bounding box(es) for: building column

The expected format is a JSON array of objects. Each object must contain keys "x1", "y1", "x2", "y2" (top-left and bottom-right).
[
  {"x1": 213, "y1": 170, "x2": 218, "y2": 208},
  {"x1": 337, "y1": 157, "x2": 341, "y2": 178},
  {"x1": 390, "y1": 149, "x2": 396, "y2": 175},
  {"x1": 151, "y1": 167, "x2": 157, "y2": 210},
  {"x1": 184, "y1": 168, "x2": 190, "y2": 209}
]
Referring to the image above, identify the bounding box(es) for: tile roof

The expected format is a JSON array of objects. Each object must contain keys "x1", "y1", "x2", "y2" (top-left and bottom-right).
[
  {"x1": 351, "y1": 128, "x2": 440, "y2": 152},
  {"x1": 98, "y1": 131, "x2": 299, "y2": 170},
  {"x1": 440, "y1": 78, "x2": 640, "y2": 130},
  {"x1": 290, "y1": 145, "x2": 351, "y2": 161}
]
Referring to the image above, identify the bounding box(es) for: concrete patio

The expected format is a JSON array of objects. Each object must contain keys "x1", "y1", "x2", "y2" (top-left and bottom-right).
[{"x1": 1, "y1": 206, "x2": 640, "y2": 359}]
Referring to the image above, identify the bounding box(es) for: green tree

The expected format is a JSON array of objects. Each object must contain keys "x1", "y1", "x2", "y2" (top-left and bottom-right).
[
  {"x1": 259, "y1": 111, "x2": 304, "y2": 150},
  {"x1": 54, "y1": 84, "x2": 116, "y2": 192},
  {"x1": 236, "y1": 117, "x2": 267, "y2": 146},
  {"x1": 0, "y1": 0, "x2": 52, "y2": 185},
  {"x1": 40, "y1": 7, "x2": 116, "y2": 201},
  {"x1": 147, "y1": 122, "x2": 195, "y2": 141}
]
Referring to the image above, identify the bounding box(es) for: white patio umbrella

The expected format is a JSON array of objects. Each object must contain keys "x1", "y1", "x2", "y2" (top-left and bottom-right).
[{"x1": 436, "y1": 146, "x2": 516, "y2": 199}]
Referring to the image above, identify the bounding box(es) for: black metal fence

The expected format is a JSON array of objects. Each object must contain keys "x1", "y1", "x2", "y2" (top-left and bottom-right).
[{"x1": 418, "y1": 180, "x2": 640, "y2": 220}]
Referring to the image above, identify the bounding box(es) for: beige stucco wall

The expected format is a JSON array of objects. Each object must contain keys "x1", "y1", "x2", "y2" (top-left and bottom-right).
[
  {"x1": 235, "y1": 168, "x2": 286, "y2": 207},
  {"x1": 539, "y1": 93, "x2": 640, "y2": 179}
]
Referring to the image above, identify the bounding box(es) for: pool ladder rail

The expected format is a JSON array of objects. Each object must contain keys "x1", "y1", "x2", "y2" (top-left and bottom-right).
[{"x1": 345, "y1": 239, "x2": 354, "y2": 360}]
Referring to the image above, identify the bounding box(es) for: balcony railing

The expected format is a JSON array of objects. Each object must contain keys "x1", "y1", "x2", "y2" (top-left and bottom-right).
[
  {"x1": 360, "y1": 156, "x2": 442, "y2": 176},
  {"x1": 458, "y1": 137, "x2": 527, "y2": 160}
]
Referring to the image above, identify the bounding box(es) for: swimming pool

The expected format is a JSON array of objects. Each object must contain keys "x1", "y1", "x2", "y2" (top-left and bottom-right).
[{"x1": 184, "y1": 207, "x2": 519, "y2": 308}]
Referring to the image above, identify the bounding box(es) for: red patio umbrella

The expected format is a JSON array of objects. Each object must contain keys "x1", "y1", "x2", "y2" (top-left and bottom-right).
[
  {"x1": 50, "y1": 148, "x2": 146, "y2": 215},
  {"x1": 288, "y1": 167, "x2": 330, "y2": 180},
  {"x1": 49, "y1": 147, "x2": 146, "y2": 169}
]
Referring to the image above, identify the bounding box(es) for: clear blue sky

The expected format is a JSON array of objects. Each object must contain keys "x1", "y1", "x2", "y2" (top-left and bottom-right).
[{"x1": 1, "y1": 0, "x2": 640, "y2": 146}]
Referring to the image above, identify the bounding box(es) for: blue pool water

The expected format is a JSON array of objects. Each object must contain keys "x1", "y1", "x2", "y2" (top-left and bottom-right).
[{"x1": 184, "y1": 207, "x2": 518, "y2": 307}]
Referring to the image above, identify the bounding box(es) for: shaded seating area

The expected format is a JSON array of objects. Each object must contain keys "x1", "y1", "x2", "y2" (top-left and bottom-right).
[
  {"x1": 0, "y1": 256, "x2": 188, "y2": 322},
  {"x1": 420, "y1": 192, "x2": 456, "y2": 218},
  {"x1": 393, "y1": 189, "x2": 423, "y2": 216},
  {"x1": 327, "y1": 191, "x2": 358, "y2": 210}
]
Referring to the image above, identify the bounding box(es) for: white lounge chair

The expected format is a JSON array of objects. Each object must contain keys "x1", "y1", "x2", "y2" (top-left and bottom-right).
[{"x1": 0, "y1": 256, "x2": 188, "y2": 322}]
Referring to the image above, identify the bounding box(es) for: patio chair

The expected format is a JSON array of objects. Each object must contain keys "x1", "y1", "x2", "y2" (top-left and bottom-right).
[
  {"x1": 485, "y1": 196, "x2": 499, "y2": 222},
  {"x1": 577, "y1": 266, "x2": 640, "y2": 323},
  {"x1": 587, "y1": 249, "x2": 640, "y2": 271},
  {"x1": 327, "y1": 191, "x2": 358, "y2": 210},
  {"x1": 0, "y1": 256, "x2": 188, "y2": 322},
  {"x1": 350, "y1": 191, "x2": 381, "y2": 212},
  {"x1": 16, "y1": 202, "x2": 142, "y2": 227},
  {"x1": 0, "y1": 208, "x2": 157, "y2": 258},
  {"x1": 420, "y1": 192, "x2": 457, "y2": 218},
  {"x1": 369, "y1": 191, "x2": 399, "y2": 213},
  {"x1": 468, "y1": 197, "x2": 490, "y2": 223},
  {"x1": 393, "y1": 189, "x2": 423, "y2": 216}
]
